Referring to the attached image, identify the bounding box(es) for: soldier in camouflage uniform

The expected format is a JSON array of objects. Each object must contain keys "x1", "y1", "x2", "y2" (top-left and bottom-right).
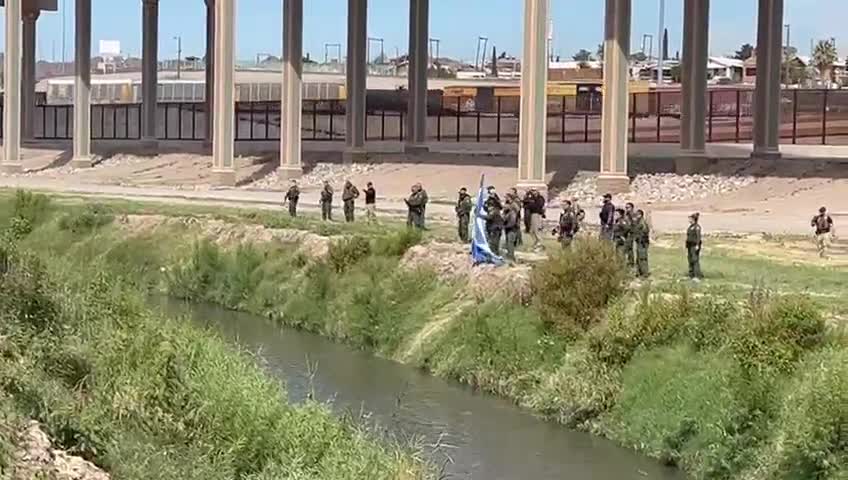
[
  {"x1": 612, "y1": 208, "x2": 629, "y2": 259},
  {"x1": 633, "y1": 209, "x2": 651, "y2": 278},
  {"x1": 483, "y1": 187, "x2": 504, "y2": 255},
  {"x1": 555, "y1": 200, "x2": 578, "y2": 248},
  {"x1": 686, "y1": 212, "x2": 703, "y2": 279},
  {"x1": 623, "y1": 202, "x2": 636, "y2": 267},
  {"x1": 811, "y1": 206, "x2": 835, "y2": 259},
  {"x1": 320, "y1": 181, "x2": 334, "y2": 221},
  {"x1": 502, "y1": 196, "x2": 521, "y2": 261},
  {"x1": 342, "y1": 180, "x2": 360, "y2": 223},
  {"x1": 455, "y1": 187, "x2": 473, "y2": 243},
  {"x1": 405, "y1": 183, "x2": 428, "y2": 229},
  {"x1": 284, "y1": 180, "x2": 300, "y2": 217}
]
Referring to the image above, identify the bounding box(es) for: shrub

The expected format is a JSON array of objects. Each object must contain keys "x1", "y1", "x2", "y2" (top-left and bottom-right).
[
  {"x1": 588, "y1": 291, "x2": 692, "y2": 366},
  {"x1": 0, "y1": 252, "x2": 60, "y2": 333},
  {"x1": 58, "y1": 204, "x2": 114, "y2": 234},
  {"x1": 328, "y1": 235, "x2": 371, "y2": 273},
  {"x1": 531, "y1": 238, "x2": 628, "y2": 336},
  {"x1": 12, "y1": 190, "x2": 50, "y2": 227},
  {"x1": 769, "y1": 347, "x2": 848, "y2": 479},
  {"x1": 166, "y1": 240, "x2": 224, "y2": 301},
  {"x1": 730, "y1": 294, "x2": 826, "y2": 374},
  {"x1": 603, "y1": 344, "x2": 749, "y2": 476},
  {"x1": 373, "y1": 228, "x2": 422, "y2": 257}
]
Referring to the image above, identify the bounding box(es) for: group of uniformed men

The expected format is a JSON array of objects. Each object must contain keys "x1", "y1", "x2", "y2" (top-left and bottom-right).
[{"x1": 284, "y1": 179, "x2": 836, "y2": 269}]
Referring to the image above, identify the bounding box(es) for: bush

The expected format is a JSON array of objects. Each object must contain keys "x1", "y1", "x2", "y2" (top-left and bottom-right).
[
  {"x1": 730, "y1": 294, "x2": 827, "y2": 374},
  {"x1": 767, "y1": 347, "x2": 848, "y2": 479},
  {"x1": 0, "y1": 252, "x2": 60, "y2": 333},
  {"x1": 12, "y1": 190, "x2": 50, "y2": 227},
  {"x1": 58, "y1": 204, "x2": 114, "y2": 234},
  {"x1": 588, "y1": 291, "x2": 692, "y2": 366},
  {"x1": 373, "y1": 228, "x2": 422, "y2": 257},
  {"x1": 531, "y1": 239, "x2": 628, "y2": 336},
  {"x1": 328, "y1": 235, "x2": 371, "y2": 273},
  {"x1": 166, "y1": 240, "x2": 224, "y2": 301},
  {"x1": 603, "y1": 344, "x2": 750, "y2": 476}
]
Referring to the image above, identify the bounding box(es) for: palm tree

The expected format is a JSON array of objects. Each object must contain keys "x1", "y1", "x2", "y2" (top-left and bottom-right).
[{"x1": 813, "y1": 39, "x2": 838, "y2": 87}]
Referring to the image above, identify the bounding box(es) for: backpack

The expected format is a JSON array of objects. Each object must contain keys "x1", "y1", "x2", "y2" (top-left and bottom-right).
[{"x1": 816, "y1": 214, "x2": 830, "y2": 232}]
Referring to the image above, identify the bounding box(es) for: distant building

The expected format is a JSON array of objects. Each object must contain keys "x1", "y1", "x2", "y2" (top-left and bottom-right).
[{"x1": 548, "y1": 60, "x2": 603, "y2": 81}]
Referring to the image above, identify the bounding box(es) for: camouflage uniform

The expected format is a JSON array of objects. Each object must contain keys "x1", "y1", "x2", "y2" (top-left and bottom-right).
[
  {"x1": 557, "y1": 207, "x2": 578, "y2": 248},
  {"x1": 633, "y1": 216, "x2": 651, "y2": 278},
  {"x1": 405, "y1": 188, "x2": 427, "y2": 229},
  {"x1": 284, "y1": 184, "x2": 300, "y2": 217},
  {"x1": 686, "y1": 220, "x2": 703, "y2": 279},
  {"x1": 503, "y1": 203, "x2": 520, "y2": 260},
  {"x1": 612, "y1": 215, "x2": 630, "y2": 259},
  {"x1": 342, "y1": 182, "x2": 360, "y2": 223},
  {"x1": 455, "y1": 192, "x2": 473, "y2": 243},
  {"x1": 484, "y1": 194, "x2": 504, "y2": 255},
  {"x1": 623, "y1": 209, "x2": 636, "y2": 267},
  {"x1": 320, "y1": 185, "x2": 334, "y2": 221},
  {"x1": 811, "y1": 212, "x2": 834, "y2": 258}
]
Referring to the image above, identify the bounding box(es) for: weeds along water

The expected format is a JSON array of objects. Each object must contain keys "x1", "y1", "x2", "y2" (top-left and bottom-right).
[
  {"x1": 0, "y1": 191, "x2": 434, "y2": 480},
  {"x1": 1, "y1": 190, "x2": 847, "y2": 480}
]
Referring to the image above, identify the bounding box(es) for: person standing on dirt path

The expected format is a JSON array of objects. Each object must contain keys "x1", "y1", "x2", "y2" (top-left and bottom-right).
[
  {"x1": 455, "y1": 187, "x2": 473, "y2": 243},
  {"x1": 342, "y1": 180, "x2": 360, "y2": 223},
  {"x1": 503, "y1": 196, "x2": 521, "y2": 261},
  {"x1": 811, "y1": 206, "x2": 835, "y2": 258},
  {"x1": 483, "y1": 187, "x2": 504, "y2": 255},
  {"x1": 284, "y1": 180, "x2": 300, "y2": 217},
  {"x1": 572, "y1": 197, "x2": 586, "y2": 235},
  {"x1": 687, "y1": 212, "x2": 703, "y2": 280},
  {"x1": 522, "y1": 190, "x2": 534, "y2": 234},
  {"x1": 555, "y1": 200, "x2": 578, "y2": 248},
  {"x1": 612, "y1": 208, "x2": 629, "y2": 259},
  {"x1": 599, "y1": 193, "x2": 615, "y2": 240},
  {"x1": 320, "y1": 181, "x2": 334, "y2": 221},
  {"x1": 405, "y1": 183, "x2": 427, "y2": 229},
  {"x1": 507, "y1": 187, "x2": 523, "y2": 247},
  {"x1": 633, "y1": 209, "x2": 651, "y2": 278},
  {"x1": 364, "y1": 182, "x2": 377, "y2": 223},
  {"x1": 524, "y1": 188, "x2": 546, "y2": 251},
  {"x1": 623, "y1": 202, "x2": 637, "y2": 267}
]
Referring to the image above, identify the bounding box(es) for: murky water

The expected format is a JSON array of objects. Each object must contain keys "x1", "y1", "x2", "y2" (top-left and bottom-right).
[{"x1": 159, "y1": 300, "x2": 684, "y2": 480}]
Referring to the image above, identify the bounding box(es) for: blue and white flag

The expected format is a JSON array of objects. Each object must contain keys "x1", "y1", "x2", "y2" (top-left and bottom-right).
[{"x1": 471, "y1": 174, "x2": 504, "y2": 266}]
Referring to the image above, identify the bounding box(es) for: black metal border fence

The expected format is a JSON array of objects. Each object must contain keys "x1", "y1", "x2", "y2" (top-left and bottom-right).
[{"x1": 6, "y1": 88, "x2": 848, "y2": 145}]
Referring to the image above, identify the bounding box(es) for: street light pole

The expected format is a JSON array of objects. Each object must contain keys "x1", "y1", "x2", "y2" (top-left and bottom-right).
[
  {"x1": 174, "y1": 36, "x2": 182, "y2": 79},
  {"x1": 657, "y1": 0, "x2": 665, "y2": 85},
  {"x1": 784, "y1": 24, "x2": 791, "y2": 85}
]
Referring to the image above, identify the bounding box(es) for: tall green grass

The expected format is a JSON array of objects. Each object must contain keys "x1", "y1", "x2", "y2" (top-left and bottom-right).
[{"x1": 4, "y1": 190, "x2": 848, "y2": 480}]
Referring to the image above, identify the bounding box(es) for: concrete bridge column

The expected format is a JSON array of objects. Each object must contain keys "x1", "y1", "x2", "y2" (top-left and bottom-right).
[
  {"x1": 278, "y1": 0, "x2": 303, "y2": 179},
  {"x1": 205, "y1": 0, "x2": 214, "y2": 146},
  {"x1": 2, "y1": 0, "x2": 22, "y2": 173},
  {"x1": 517, "y1": 0, "x2": 548, "y2": 191},
  {"x1": 752, "y1": 0, "x2": 783, "y2": 160},
  {"x1": 344, "y1": 0, "x2": 368, "y2": 163},
  {"x1": 598, "y1": 0, "x2": 631, "y2": 193},
  {"x1": 21, "y1": 8, "x2": 39, "y2": 141},
  {"x1": 212, "y1": 0, "x2": 236, "y2": 185},
  {"x1": 679, "y1": 0, "x2": 710, "y2": 173},
  {"x1": 405, "y1": 0, "x2": 428, "y2": 153},
  {"x1": 72, "y1": 0, "x2": 93, "y2": 168},
  {"x1": 142, "y1": 0, "x2": 159, "y2": 147}
]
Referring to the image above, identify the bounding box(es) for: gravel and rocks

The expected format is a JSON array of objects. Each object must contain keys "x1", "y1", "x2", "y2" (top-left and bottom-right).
[
  {"x1": 248, "y1": 162, "x2": 380, "y2": 190},
  {"x1": 559, "y1": 171, "x2": 757, "y2": 206},
  {"x1": 12, "y1": 421, "x2": 110, "y2": 480}
]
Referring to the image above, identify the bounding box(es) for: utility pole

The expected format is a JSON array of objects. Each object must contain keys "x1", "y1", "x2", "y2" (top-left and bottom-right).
[
  {"x1": 784, "y1": 24, "x2": 791, "y2": 85},
  {"x1": 174, "y1": 36, "x2": 182, "y2": 79},
  {"x1": 657, "y1": 0, "x2": 665, "y2": 84},
  {"x1": 61, "y1": 0, "x2": 67, "y2": 73},
  {"x1": 429, "y1": 38, "x2": 440, "y2": 68},
  {"x1": 367, "y1": 37, "x2": 385, "y2": 64},
  {"x1": 324, "y1": 43, "x2": 342, "y2": 63},
  {"x1": 475, "y1": 36, "x2": 488, "y2": 71}
]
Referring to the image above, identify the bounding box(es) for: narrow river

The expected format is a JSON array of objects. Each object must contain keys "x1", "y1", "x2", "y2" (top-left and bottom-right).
[{"x1": 160, "y1": 300, "x2": 684, "y2": 480}]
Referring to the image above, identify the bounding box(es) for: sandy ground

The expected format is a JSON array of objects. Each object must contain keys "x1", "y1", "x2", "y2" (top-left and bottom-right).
[{"x1": 1, "y1": 142, "x2": 847, "y2": 236}]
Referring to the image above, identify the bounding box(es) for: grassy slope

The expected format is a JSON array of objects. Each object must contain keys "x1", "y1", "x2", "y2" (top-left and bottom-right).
[
  {"x1": 0, "y1": 195, "x2": 431, "y2": 480},
  {"x1": 3, "y1": 191, "x2": 848, "y2": 480}
]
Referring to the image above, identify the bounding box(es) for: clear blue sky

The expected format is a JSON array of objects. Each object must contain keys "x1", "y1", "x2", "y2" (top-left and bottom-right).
[{"x1": 6, "y1": 0, "x2": 848, "y2": 63}]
